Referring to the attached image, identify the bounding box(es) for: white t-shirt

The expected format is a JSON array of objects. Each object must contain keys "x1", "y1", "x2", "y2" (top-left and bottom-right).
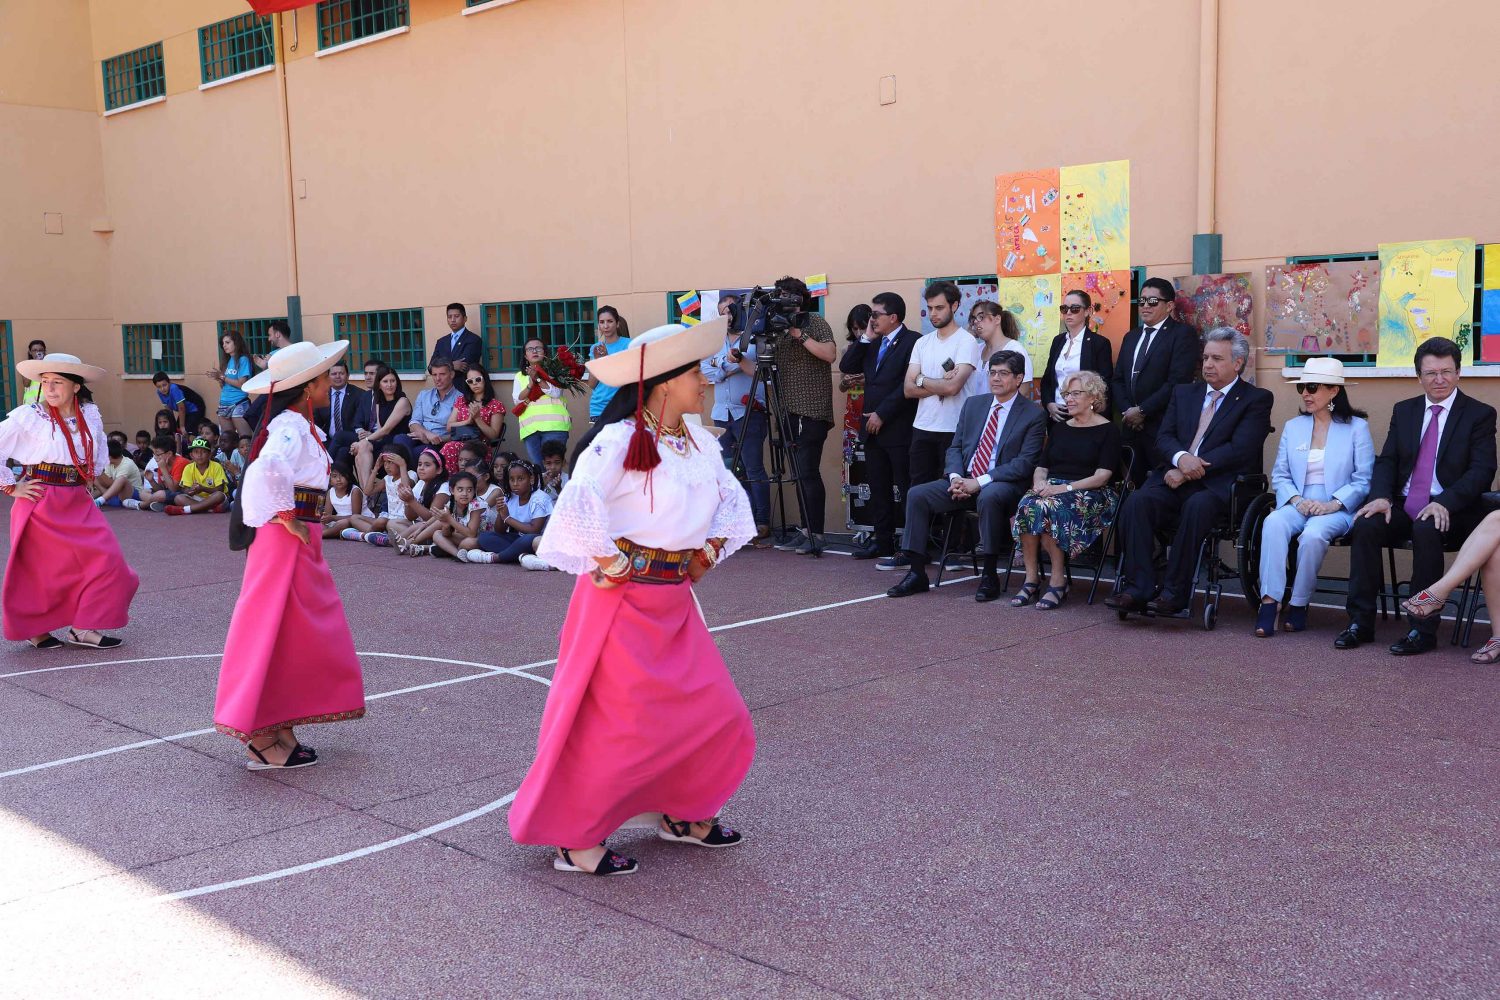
[
  {"x1": 967, "y1": 338, "x2": 1034, "y2": 396},
  {"x1": 910, "y1": 328, "x2": 983, "y2": 433},
  {"x1": 506, "y1": 490, "x2": 554, "y2": 528},
  {"x1": 383, "y1": 471, "x2": 418, "y2": 514}
]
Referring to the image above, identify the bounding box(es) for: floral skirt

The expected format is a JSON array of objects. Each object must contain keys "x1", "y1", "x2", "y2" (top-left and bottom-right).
[{"x1": 1011, "y1": 479, "x2": 1117, "y2": 557}]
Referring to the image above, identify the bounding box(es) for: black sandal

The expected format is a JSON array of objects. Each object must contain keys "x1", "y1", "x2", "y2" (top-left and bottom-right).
[
  {"x1": 64, "y1": 629, "x2": 122, "y2": 649},
  {"x1": 1010, "y1": 582, "x2": 1041, "y2": 608},
  {"x1": 27, "y1": 634, "x2": 63, "y2": 649},
  {"x1": 658, "y1": 816, "x2": 744, "y2": 848},
  {"x1": 553, "y1": 846, "x2": 639, "y2": 875},
  {"x1": 1035, "y1": 585, "x2": 1068, "y2": 610},
  {"x1": 246, "y1": 740, "x2": 319, "y2": 771}
]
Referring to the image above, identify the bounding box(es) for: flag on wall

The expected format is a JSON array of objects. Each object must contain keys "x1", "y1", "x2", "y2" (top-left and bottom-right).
[
  {"x1": 245, "y1": 1, "x2": 307, "y2": 13},
  {"x1": 676, "y1": 290, "x2": 702, "y2": 325},
  {"x1": 805, "y1": 274, "x2": 829, "y2": 297}
]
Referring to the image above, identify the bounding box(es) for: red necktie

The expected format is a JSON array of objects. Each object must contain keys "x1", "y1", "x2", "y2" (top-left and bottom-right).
[{"x1": 969, "y1": 403, "x2": 1002, "y2": 478}]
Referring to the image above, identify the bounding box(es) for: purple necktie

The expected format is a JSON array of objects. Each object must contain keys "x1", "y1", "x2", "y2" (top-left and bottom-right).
[{"x1": 1403, "y1": 404, "x2": 1444, "y2": 521}]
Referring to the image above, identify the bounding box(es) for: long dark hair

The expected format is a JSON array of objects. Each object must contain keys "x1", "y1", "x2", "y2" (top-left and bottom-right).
[
  {"x1": 461, "y1": 361, "x2": 496, "y2": 406},
  {"x1": 248, "y1": 383, "x2": 310, "y2": 461},
  {"x1": 598, "y1": 305, "x2": 630, "y2": 340},
  {"x1": 569, "y1": 361, "x2": 697, "y2": 472},
  {"x1": 845, "y1": 304, "x2": 872, "y2": 343},
  {"x1": 1330, "y1": 387, "x2": 1367, "y2": 423},
  {"x1": 221, "y1": 329, "x2": 249, "y2": 363},
  {"x1": 412, "y1": 447, "x2": 448, "y2": 505},
  {"x1": 370, "y1": 363, "x2": 405, "y2": 406},
  {"x1": 61, "y1": 373, "x2": 94, "y2": 405},
  {"x1": 154, "y1": 408, "x2": 179, "y2": 435}
]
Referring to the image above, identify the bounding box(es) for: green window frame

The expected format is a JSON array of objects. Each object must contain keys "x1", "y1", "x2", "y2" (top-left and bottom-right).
[
  {"x1": 122, "y1": 323, "x2": 185, "y2": 376},
  {"x1": 199, "y1": 12, "x2": 275, "y2": 85},
  {"x1": 102, "y1": 42, "x2": 166, "y2": 112},
  {"x1": 335, "y1": 308, "x2": 425, "y2": 373},
  {"x1": 665, "y1": 289, "x2": 826, "y2": 326},
  {"x1": 317, "y1": 0, "x2": 409, "y2": 50},
  {"x1": 217, "y1": 318, "x2": 288, "y2": 364},
  {"x1": 482, "y1": 297, "x2": 598, "y2": 372},
  {"x1": 0, "y1": 322, "x2": 15, "y2": 412}
]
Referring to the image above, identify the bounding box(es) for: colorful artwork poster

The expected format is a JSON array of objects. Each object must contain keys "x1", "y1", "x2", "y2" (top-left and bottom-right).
[
  {"x1": 1263, "y1": 261, "x2": 1380, "y2": 355},
  {"x1": 1059, "y1": 160, "x2": 1130, "y2": 274},
  {"x1": 1482, "y1": 245, "x2": 1500, "y2": 363},
  {"x1": 994, "y1": 169, "x2": 1061, "y2": 277},
  {"x1": 920, "y1": 283, "x2": 998, "y2": 334},
  {"x1": 1174, "y1": 272, "x2": 1254, "y2": 341},
  {"x1": 999, "y1": 273, "x2": 1063, "y2": 377},
  {"x1": 1376, "y1": 238, "x2": 1475, "y2": 368},
  {"x1": 1062, "y1": 270, "x2": 1131, "y2": 356}
]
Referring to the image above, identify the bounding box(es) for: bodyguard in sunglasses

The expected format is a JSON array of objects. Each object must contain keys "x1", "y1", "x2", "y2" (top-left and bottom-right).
[{"x1": 1109, "y1": 277, "x2": 1200, "y2": 485}]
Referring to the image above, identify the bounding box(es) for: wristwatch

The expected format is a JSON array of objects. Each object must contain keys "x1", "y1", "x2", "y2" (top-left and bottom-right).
[
  {"x1": 915, "y1": 374, "x2": 927, "y2": 389},
  {"x1": 1065, "y1": 484, "x2": 1074, "y2": 492}
]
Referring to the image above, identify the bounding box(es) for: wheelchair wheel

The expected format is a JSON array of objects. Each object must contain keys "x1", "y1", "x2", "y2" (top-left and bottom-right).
[
  {"x1": 1203, "y1": 603, "x2": 1217, "y2": 630},
  {"x1": 1236, "y1": 492, "x2": 1276, "y2": 612}
]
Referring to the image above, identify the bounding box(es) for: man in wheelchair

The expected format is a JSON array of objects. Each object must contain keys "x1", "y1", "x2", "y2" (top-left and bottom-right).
[{"x1": 1107, "y1": 328, "x2": 1274, "y2": 617}]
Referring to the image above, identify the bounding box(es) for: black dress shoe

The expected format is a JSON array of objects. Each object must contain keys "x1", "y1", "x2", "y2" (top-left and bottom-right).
[
  {"x1": 885, "y1": 569, "x2": 930, "y2": 598},
  {"x1": 1104, "y1": 592, "x2": 1145, "y2": 613},
  {"x1": 1333, "y1": 622, "x2": 1373, "y2": 649},
  {"x1": 974, "y1": 575, "x2": 1002, "y2": 603},
  {"x1": 1147, "y1": 596, "x2": 1186, "y2": 616},
  {"x1": 851, "y1": 544, "x2": 883, "y2": 560},
  {"x1": 1389, "y1": 629, "x2": 1438, "y2": 656}
]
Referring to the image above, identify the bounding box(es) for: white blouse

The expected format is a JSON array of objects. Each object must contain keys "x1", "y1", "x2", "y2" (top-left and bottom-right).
[
  {"x1": 538, "y1": 420, "x2": 755, "y2": 575},
  {"x1": 0, "y1": 402, "x2": 108, "y2": 486},
  {"x1": 1305, "y1": 447, "x2": 1326, "y2": 487},
  {"x1": 241, "y1": 410, "x2": 331, "y2": 527}
]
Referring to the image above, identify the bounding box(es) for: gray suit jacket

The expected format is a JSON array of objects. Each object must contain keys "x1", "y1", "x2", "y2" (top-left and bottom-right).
[{"x1": 944, "y1": 393, "x2": 1046, "y2": 484}]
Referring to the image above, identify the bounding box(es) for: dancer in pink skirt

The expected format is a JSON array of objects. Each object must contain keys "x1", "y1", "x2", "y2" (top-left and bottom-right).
[
  {"x1": 0, "y1": 353, "x2": 138, "y2": 649},
  {"x1": 511, "y1": 316, "x2": 756, "y2": 876},
  {"x1": 214, "y1": 341, "x2": 365, "y2": 770}
]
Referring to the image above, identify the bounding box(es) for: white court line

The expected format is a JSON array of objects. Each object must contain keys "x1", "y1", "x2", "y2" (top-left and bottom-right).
[{"x1": 1, "y1": 653, "x2": 214, "y2": 681}]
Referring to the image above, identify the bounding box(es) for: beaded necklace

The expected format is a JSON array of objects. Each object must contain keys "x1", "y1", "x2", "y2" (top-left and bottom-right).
[{"x1": 46, "y1": 402, "x2": 96, "y2": 484}]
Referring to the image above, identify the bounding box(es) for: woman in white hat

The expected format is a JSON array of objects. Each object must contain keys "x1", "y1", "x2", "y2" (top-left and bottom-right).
[
  {"x1": 508, "y1": 317, "x2": 757, "y2": 877},
  {"x1": 0, "y1": 353, "x2": 139, "y2": 648},
  {"x1": 1256, "y1": 357, "x2": 1374, "y2": 636},
  {"x1": 213, "y1": 341, "x2": 365, "y2": 769}
]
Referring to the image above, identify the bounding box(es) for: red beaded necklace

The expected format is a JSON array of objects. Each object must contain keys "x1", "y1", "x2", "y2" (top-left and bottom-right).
[{"x1": 47, "y1": 403, "x2": 96, "y2": 484}]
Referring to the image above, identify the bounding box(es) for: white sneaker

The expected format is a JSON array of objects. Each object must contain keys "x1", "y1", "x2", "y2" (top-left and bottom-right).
[
  {"x1": 519, "y1": 554, "x2": 554, "y2": 571},
  {"x1": 455, "y1": 549, "x2": 470, "y2": 563}
]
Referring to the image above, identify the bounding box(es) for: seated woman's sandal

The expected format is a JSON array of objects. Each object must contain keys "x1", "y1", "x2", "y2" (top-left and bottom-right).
[
  {"x1": 553, "y1": 847, "x2": 638, "y2": 876},
  {"x1": 657, "y1": 817, "x2": 744, "y2": 848}
]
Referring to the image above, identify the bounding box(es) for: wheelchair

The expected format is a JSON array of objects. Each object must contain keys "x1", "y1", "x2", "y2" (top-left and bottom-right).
[{"x1": 1114, "y1": 472, "x2": 1268, "y2": 630}]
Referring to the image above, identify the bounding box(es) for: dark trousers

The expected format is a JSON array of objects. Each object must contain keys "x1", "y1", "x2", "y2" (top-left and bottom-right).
[
  {"x1": 787, "y1": 414, "x2": 832, "y2": 534},
  {"x1": 1120, "y1": 420, "x2": 1163, "y2": 487},
  {"x1": 477, "y1": 530, "x2": 540, "y2": 563},
  {"x1": 908, "y1": 429, "x2": 954, "y2": 489},
  {"x1": 1119, "y1": 476, "x2": 1226, "y2": 603},
  {"x1": 863, "y1": 432, "x2": 911, "y2": 553},
  {"x1": 1346, "y1": 499, "x2": 1482, "y2": 634},
  {"x1": 328, "y1": 430, "x2": 358, "y2": 467},
  {"x1": 902, "y1": 479, "x2": 1023, "y2": 566}
]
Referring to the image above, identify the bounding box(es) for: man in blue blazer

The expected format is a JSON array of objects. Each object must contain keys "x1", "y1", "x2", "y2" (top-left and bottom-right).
[
  {"x1": 840, "y1": 292, "x2": 922, "y2": 559},
  {"x1": 1107, "y1": 328, "x2": 1273, "y2": 616},
  {"x1": 429, "y1": 302, "x2": 484, "y2": 373}
]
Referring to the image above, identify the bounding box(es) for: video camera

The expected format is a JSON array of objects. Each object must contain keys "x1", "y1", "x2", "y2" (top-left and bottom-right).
[{"x1": 725, "y1": 285, "x2": 809, "y2": 361}]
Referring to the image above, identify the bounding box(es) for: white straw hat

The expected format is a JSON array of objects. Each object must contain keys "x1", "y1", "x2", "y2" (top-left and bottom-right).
[
  {"x1": 242, "y1": 340, "x2": 350, "y2": 395},
  {"x1": 587, "y1": 316, "x2": 728, "y2": 388},
  {"x1": 17, "y1": 353, "x2": 108, "y2": 383},
  {"x1": 1287, "y1": 357, "x2": 1354, "y2": 386}
]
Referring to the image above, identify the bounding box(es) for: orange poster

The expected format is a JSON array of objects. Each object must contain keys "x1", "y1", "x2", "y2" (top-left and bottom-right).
[
  {"x1": 1063, "y1": 269, "x2": 1131, "y2": 357},
  {"x1": 995, "y1": 168, "x2": 1061, "y2": 277}
]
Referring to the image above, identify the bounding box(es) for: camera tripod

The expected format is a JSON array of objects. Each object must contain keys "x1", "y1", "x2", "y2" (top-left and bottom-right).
[{"x1": 728, "y1": 351, "x2": 812, "y2": 543}]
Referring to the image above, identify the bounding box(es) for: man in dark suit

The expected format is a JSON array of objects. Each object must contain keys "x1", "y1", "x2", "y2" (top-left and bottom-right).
[
  {"x1": 1107, "y1": 328, "x2": 1273, "y2": 617},
  {"x1": 1110, "y1": 277, "x2": 1199, "y2": 484},
  {"x1": 1337, "y1": 337, "x2": 1498, "y2": 655},
  {"x1": 886, "y1": 350, "x2": 1045, "y2": 601},
  {"x1": 315, "y1": 359, "x2": 369, "y2": 465},
  {"x1": 839, "y1": 291, "x2": 922, "y2": 559},
  {"x1": 429, "y1": 302, "x2": 483, "y2": 373}
]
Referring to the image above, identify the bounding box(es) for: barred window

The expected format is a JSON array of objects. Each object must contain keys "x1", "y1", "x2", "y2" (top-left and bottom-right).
[
  {"x1": 335, "y1": 308, "x2": 425, "y2": 373},
  {"x1": 318, "y1": 0, "x2": 409, "y2": 50},
  {"x1": 123, "y1": 323, "x2": 185, "y2": 376},
  {"x1": 102, "y1": 43, "x2": 165, "y2": 112},
  {"x1": 200, "y1": 12, "x2": 275, "y2": 85},
  {"x1": 482, "y1": 298, "x2": 597, "y2": 372}
]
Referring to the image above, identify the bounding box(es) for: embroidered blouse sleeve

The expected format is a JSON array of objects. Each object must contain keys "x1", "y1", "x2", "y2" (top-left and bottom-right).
[
  {"x1": 0, "y1": 405, "x2": 35, "y2": 486},
  {"x1": 85, "y1": 405, "x2": 108, "y2": 476},
  {"x1": 536, "y1": 425, "x2": 629, "y2": 575},
  {"x1": 241, "y1": 418, "x2": 301, "y2": 527},
  {"x1": 706, "y1": 432, "x2": 756, "y2": 559}
]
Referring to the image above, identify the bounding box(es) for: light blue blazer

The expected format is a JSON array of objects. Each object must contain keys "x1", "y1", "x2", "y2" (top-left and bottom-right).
[{"x1": 1271, "y1": 415, "x2": 1374, "y2": 510}]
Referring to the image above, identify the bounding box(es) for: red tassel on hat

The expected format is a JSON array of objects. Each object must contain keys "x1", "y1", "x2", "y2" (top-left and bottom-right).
[{"x1": 623, "y1": 345, "x2": 661, "y2": 474}]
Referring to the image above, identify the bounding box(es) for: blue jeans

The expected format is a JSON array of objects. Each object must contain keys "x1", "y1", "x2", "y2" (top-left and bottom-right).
[
  {"x1": 716, "y1": 410, "x2": 770, "y2": 526},
  {"x1": 524, "y1": 431, "x2": 569, "y2": 465},
  {"x1": 477, "y1": 530, "x2": 541, "y2": 563}
]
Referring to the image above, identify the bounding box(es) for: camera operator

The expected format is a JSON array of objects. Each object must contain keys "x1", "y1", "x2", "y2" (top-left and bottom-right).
[
  {"x1": 763, "y1": 276, "x2": 838, "y2": 557},
  {"x1": 703, "y1": 309, "x2": 771, "y2": 543}
]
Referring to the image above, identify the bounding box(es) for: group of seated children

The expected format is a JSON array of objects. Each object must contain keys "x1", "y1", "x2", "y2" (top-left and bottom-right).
[
  {"x1": 328, "y1": 439, "x2": 562, "y2": 570},
  {"x1": 95, "y1": 424, "x2": 243, "y2": 516}
]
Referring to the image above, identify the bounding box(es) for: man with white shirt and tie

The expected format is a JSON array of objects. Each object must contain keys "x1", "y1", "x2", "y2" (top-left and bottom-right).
[
  {"x1": 429, "y1": 302, "x2": 483, "y2": 373},
  {"x1": 1110, "y1": 277, "x2": 1199, "y2": 485},
  {"x1": 885, "y1": 351, "x2": 1045, "y2": 601},
  {"x1": 1107, "y1": 328, "x2": 1272, "y2": 618},
  {"x1": 316, "y1": 358, "x2": 369, "y2": 465}
]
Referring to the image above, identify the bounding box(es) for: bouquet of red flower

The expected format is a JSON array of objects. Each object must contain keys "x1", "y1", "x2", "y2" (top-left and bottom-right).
[{"x1": 512, "y1": 346, "x2": 588, "y2": 416}]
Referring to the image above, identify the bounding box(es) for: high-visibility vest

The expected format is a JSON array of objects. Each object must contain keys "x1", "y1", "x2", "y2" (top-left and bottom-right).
[
  {"x1": 22, "y1": 381, "x2": 41, "y2": 404},
  {"x1": 515, "y1": 371, "x2": 571, "y2": 438}
]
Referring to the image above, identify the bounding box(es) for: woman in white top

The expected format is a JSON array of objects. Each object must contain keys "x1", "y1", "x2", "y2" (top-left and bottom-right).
[
  {"x1": 214, "y1": 342, "x2": 366, "y2": 770},
  {"x1": 509, "y1": 317, "x2": 756, "y2": 877},
  {"x1": 967, "y1": 300, "x2": 1033, "y2": 397},
  {"x1": 0, "y1": 353, "x2": 138, "y2": 649},
  {"x1": 1257, "y1": 358, "x2": 1374, "y2": 637}
]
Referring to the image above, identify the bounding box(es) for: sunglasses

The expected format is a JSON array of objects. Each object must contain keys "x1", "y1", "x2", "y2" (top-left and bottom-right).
[
  {"x1": 466, "y1": 377, "x2": 485, "y2": 385},
  {"x1": 1294, "y1": 384, "x2": 1325, "y2": 394},
  {"x1": 1139, "y1": 296, "x2": 1170, "y2": 308},
  {"x1": 870, "y1": 310, "x2": 891, "y2": 319},
  {"x1": 1058, "y1": 304, "x2": 1088, "y2": 315}
]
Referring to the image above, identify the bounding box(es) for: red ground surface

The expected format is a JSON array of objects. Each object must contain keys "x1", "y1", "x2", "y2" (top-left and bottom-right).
[{"x1": 1, "y1": 511, "x2": 1497, "y2": 998}]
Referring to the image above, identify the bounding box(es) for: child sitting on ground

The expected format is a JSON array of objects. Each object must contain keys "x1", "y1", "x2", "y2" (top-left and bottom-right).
[
  {"x1": 491, "y1": 451, "x2": 518, "y2": 497},
  {"x1": 346, "y1": 443, "x2": 416, "y2": 545},
  {"x1": 427, "y1": 470, "x2": 485, "y2": 559},
  {"x1": 124, "y1": 435, "x2": 190, "y2": 512},
  {"x1": 465, "y1": 460, "x2": 553, "y2": 564},
  {"x1": 323, "y1": 461, "x2": 369, "y2": 539},
  {"x1": 167, "y1": 437, "x2": 230, "y2": 514},
  {"x1": 94, "y1": 439, "x2": 144, "y2": 508},
  {"x1": 539, "y1": 438, "x2": 570, "y2": 499},
  {"x1": 391, "y1": 448, "x2": 450, "y2": 554},
  {"x1": 132, "y1": 430, "x2": 153, "y2": 468}
]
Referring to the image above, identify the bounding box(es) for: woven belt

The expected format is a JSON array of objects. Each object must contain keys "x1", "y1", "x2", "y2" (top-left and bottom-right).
[
  {"x1": 616, "y1": 538, "x2": 696, "y2": 585},
  {"x1": 24, "y1": 463, "x2": 85, "y2": 487},
  {"x1": 291, "y1": 486, "x2": 327, "y2": 523}
]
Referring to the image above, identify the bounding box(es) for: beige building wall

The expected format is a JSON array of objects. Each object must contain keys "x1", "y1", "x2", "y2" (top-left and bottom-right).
[{"x1": 6, "y1": 0, "x2": 1500, "y2": 529}]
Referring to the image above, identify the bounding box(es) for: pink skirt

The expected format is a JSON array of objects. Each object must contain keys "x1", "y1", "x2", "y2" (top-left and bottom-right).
[
  {"x1": 509, "y1": 576, "x2": 756, "y2": 849},
  {"x1": 3, "y1": 484, "x2": 138, "y2": 640},
  {"x1": 214, "y1": 523, "x2": 365, "y2": 742}
]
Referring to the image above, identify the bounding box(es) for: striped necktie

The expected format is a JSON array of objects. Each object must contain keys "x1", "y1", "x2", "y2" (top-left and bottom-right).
[{"x1": 968, "y1": 402, "x2": 1003, "y2": 477}]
